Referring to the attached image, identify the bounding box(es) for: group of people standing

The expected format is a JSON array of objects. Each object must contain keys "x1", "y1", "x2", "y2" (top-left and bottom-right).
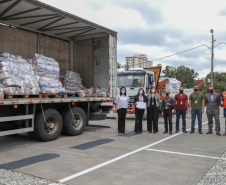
[
  {"x1": 116, "y1": 86, "x2": 160, "y2": 134},
  {"x1": 116, "y1": 85, "x2": 226, "y2": 136},
  {"x1": 134, "y1": 86, "x2": 160, "y2": 134}
]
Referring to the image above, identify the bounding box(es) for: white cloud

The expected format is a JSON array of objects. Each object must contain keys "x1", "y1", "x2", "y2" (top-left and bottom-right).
[
  {"x1": 39, "y1": 0, "x2": 226, "y2": 78},
  {"x1": 215, "y1": 47, "x2": 226, "y2": 60},
  {"x1": 164, "y1": 0, "x2": 226, "y2": 31},
  {"x1": 39, "y1": 0, "x2": 148, "y2": 29}
]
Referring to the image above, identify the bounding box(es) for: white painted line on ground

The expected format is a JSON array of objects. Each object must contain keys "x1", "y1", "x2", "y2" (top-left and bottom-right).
[
  {"x1": 49, "y1": 121, "x2": 209, "y2": 184},
  {"x1": 145, "y1": 149, "x2": 220, "y2": 159},
  {"x1": 54, "y1": 133, "x2": 182, "y2": 184},
  {"x1": 30, "y1": 146, "x2": 87, "y2": 156}
]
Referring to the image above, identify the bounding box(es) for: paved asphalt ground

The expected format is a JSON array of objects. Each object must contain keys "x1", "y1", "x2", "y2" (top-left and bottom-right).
[{"x1": 0, "y1": 110, "x2": 226, "y2": 185}]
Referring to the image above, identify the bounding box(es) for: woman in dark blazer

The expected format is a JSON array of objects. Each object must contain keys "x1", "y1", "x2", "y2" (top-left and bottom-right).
[
  {"x1": 147, "y1": 86, "x2": 160, "y2": 133},
  {"x1": 134, "y1": 88, "x2": 148, "y2": 134}
]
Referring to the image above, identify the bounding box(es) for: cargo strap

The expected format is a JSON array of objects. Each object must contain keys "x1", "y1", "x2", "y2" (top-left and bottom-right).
[
  {"x1": 41, "y1": 104, "x2": 47, "y2": 125},
  {"x1": 69, "y1": 103, "x2": 76, "y2": 122}
]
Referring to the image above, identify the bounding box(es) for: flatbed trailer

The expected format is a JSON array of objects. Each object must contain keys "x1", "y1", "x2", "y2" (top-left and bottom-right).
[
  {"x1": 0, "y1": 97, "x2": 112, "y2": 106},
  {"x1": 0, "y1": 97, "x2": 113, "y2": 141}
]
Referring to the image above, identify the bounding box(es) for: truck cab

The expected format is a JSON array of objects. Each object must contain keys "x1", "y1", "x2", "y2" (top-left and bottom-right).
[{"x1": 117, "y1": 68, "x2": 156, "y2": 103}]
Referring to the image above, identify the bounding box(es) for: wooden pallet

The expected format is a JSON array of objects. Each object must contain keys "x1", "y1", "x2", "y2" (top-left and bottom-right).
[
  {"x1": 41, "y1": 93, "x2": 67, "y2": 98},
  {"x1": 28, "y1": 94, "x2": 42, "y2": 98},
  {"x1": 4, "y1": 94, "x2": 42, "y2": 99}
]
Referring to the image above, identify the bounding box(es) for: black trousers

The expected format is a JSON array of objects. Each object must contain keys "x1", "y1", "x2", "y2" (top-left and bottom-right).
[
  {"x1": 117, "y1": 108, "x2": 127, "y2": 133},
  {"x1": 163, "y1": 109, "x2": 172, "y2": 132},
  {"x1": 134, "y1": 108, "x2": 145, "y2": 133},
  {"x1": 147, "y1": 106, "x2": 159, "y2": 132}
]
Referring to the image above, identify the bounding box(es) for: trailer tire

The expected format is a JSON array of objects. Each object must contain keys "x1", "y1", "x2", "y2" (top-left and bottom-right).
[
  {"x1": 90, "y1": 102, "x2": 100, "y2": 112},
  {"x1": 100, "y1": 106, "x2": 112, "y2": 113},
  {"x1": 33, "y1": 109, "x2": 63, "y2": 141},
  {"x1": 89, "y1": 113, "x2": 106, "y2": 120},
  {"x1": 63, "y1": 107, "x2": 86, "y2": 136}
]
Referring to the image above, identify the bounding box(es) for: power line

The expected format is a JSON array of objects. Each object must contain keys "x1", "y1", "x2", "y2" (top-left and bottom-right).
[{"x1": 150, "y1": 42, "x2": 212, "y2": 62}]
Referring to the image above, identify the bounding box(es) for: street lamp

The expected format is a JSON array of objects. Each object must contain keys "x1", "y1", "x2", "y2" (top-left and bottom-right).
[{"x1": 210, "y1": 29, "x2": 214, "y2": 86}]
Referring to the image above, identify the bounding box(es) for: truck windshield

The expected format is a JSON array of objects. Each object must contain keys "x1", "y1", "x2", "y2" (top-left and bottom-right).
[{"x1": 117, "y1": 74, "x2": 145, "y2": 87}]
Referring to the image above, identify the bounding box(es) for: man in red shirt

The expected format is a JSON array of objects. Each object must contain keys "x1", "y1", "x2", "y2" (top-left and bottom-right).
[{"x1": 174, "y1": 86, "x2": 189, "y2": 133}]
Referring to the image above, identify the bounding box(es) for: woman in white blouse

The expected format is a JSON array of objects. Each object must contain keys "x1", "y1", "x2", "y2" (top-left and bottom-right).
[{"x1": 116, "y1": 86, "x2": 129, "y2": 134}]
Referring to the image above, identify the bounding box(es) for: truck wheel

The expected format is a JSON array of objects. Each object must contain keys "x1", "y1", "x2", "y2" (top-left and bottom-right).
[
  {"x1": 63, "y1": 107, "x2": 86, "y2": 136},
  {"x1": 33, "y1": 109, "x2": 63, "y2": 141}
]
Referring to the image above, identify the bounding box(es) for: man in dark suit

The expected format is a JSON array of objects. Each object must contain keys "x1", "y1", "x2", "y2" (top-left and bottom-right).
[{"x1": 205, "y1": 85, "x2": 221, "y2": 136}]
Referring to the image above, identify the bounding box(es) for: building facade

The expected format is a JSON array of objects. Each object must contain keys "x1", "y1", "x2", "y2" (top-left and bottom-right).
[
  {"x1": 125, "y1": 54, "x2": 153, "y2": 70},
  {"x1": 196, "y1": 78, "x2": 205, "y2": 86}
]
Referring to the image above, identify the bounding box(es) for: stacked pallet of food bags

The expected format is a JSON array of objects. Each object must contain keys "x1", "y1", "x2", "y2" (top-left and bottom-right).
[
  {"x1": 61, "y1": 71, "x2": 83, "y2": 94},
  {"x1": 29, "y1": 54, "x2": 65, "y2": 94},
  {"x1": 0, "y1": 52, "x2": 40, "y2": 95}
]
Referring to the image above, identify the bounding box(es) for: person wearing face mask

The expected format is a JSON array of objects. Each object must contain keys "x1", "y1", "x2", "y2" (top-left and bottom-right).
[
  {"x1": 161, "y1": 90, "x2": 175, "y2": 134},
  {"x1": 174, "y1": 86, "x2": 188, "y2": 133},
  {"x1": 134, "y1": 88, "x2": 148, "y2": 134},
  {"x1": 222, "y1": 86, "x2": 226, "y2": 136},
  {"x1": 189, "y1": 85, "x2": 205, "y2": 134},
  {"x1": 205, "y1": 85, "x2": 221, "y2": 136},
  {"x1": 116, "y1": 86, "x2": 129, "y2": 134},
  {"x1": 147, "y1": 86, "x2": 160, "y2": 133}
]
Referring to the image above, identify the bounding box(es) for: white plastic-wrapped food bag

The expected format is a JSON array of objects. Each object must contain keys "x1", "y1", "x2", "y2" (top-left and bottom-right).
[
  {"x1": 4, "y1": 87, "x2": 21, "y2": 95},
  {"x1": 77, "y1": 90, "x2": 85, "y2": 97},
  {"x1": 0, "y1": 52, "x2": 40, "y2": 95},
  {"x1": 41, "y1": 87, "x2": 59, "y2": 94},
  {"x1": 61, "y1": 70, "x2": 83, "y2": 94},
  {"x1": 29, "y1": 54, "x2": 63, "y2": 94}
]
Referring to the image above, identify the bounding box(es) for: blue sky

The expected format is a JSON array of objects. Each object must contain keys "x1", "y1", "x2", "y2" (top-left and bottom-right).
[{"x1": 39, "y1": 0, "x2": 226, "y2": 78}]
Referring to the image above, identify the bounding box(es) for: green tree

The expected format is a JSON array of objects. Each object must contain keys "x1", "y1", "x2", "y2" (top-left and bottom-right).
[
  {"x1": 199, "y1": 72, "x2": 226, "y2": 95},
  {"x1": 176, "y1": 65, "x2": 198, "y2": 88},
  {"x1": 117, "y1": 62, "x2": 121, "y2": 69},
  {"x1": 162, "y1": 65, "x2": 198, "y2": 88},
  {"x1": 198, "y1": 82, "x2": 208, "y2": 95},
  {"x1": 162, "y1": 66, "x2": 176, "y2": 78},
  {"x1": 124, "y1": 64, "x2": 129, "y2": 71}
]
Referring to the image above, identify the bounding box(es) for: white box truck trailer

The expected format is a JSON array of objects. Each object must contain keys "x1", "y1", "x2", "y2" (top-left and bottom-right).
[{"x1": 0, "y1": 0, "x2": 117, "y2": 141}]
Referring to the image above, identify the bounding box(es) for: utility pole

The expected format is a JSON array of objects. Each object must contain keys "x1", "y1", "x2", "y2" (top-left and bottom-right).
[{"x1": 210, "y1": 29, "x2": 214, "y2": 86}]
